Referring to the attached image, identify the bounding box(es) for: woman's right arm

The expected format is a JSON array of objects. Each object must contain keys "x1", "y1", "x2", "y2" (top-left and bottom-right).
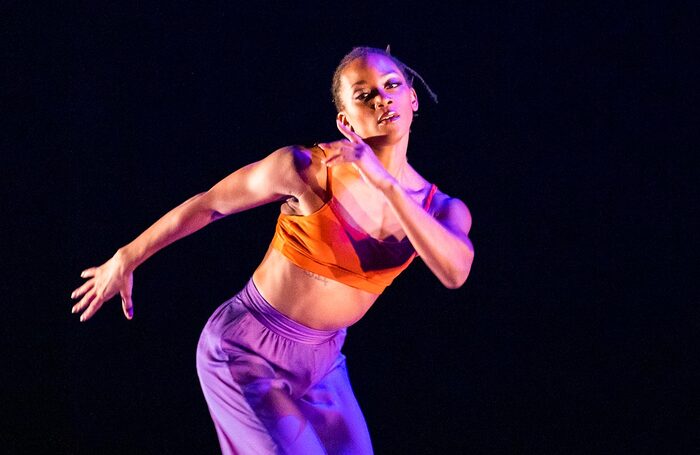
[{"x1": 70, "y1": 146, "x2": 306, "y2": 322}]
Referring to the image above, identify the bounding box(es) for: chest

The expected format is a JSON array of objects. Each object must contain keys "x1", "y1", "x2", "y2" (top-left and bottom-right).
[
  {"x1": 330, "y1": 183, "x2": 405, "y2": 241},
  {"x1": 286, "y1": 177, "x2": 431, "y2": 244}
]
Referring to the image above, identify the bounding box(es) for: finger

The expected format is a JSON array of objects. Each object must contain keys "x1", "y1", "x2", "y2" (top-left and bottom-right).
[
  {"x1": 323, "y1": 147, "x2": 354, "y2": 167},
  {"x1": 70, "y1": 279, "x2": 94, "y2": 300},
  {"x1": 338, "y1": 120, "x2": 364, "y2": 144},
  {"x1": 317, "y1": 143, "x2": 330, "y2": 160},
  {"x1": 80, "y1": 268, "x2": 97, "y2": 278},
  {"x1": 318, "y1": 140, "x2": 347, "y2": 153},
  {"x1": 80, "y1": 300, "x2": 104, "y2": 322},
  {"x1": 121, "y1": 292, "x2": 134, "y2": 320},
  {"x1": 336, "y1": 119, "x2": 361, "y2": 144},
  {"x1": 73, "y1": 290, "x2": 96, "y2": 315},
  {"x1": 323, "y1": 153, "x2": 343, "y2": 166},
  {"x1": 319, "y1": 142, "x2": 344, "y2": 165}
]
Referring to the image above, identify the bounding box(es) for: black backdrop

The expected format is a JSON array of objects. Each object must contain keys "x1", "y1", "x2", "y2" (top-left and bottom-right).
[{"x1": 3, "y1": 2, "x2": 695, "y2": 454}]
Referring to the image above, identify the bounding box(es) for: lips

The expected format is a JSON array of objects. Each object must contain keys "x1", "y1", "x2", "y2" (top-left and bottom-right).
[{"x1": 377, "y1": 110, "x2": 399, "y2": 124}]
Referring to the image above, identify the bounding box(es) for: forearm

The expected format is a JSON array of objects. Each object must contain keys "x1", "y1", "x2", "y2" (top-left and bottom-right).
[
  {"x1": 381, "y1": 181, "x2": 473, "y2": 288},
  {"x1": 117, "y1": 192, "x2": 216, "y2": 271}
]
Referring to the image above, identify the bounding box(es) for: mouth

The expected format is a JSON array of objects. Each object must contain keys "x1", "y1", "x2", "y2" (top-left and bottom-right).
[{"x1": 377, "y1": 111, "x2": 399, "y2": 124}]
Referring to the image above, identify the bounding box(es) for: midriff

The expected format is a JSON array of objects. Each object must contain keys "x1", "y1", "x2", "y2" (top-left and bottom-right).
[{"x1": 252, "y1": 246, "x2": 379, "y2": 330}]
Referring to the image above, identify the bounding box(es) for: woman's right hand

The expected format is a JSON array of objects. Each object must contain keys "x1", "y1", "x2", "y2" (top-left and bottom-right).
[{"x1": 71, "y1": 250, "x2": 134, "y2": 322}]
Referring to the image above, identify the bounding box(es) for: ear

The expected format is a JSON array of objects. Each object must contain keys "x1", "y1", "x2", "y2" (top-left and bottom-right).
[
  {"x1": 336, "y1": 113, "x2": 355, "y2": 132},
  {"x1": 410, "y1": 87, "x2": 419, "y2": 112}
]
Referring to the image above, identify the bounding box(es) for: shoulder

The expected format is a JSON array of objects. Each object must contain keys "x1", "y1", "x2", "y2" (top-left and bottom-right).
[
  {"x1": 406, "y1": 165, "x2": 470, "y2": 219},
  {"x1": 262, "y1": 145, "x2": 317, "y2": 180},
  {"x1": 430, "y1": 188, "x2": 472, "y2": 232},
  {"x1": 265, "y1": 144, "x2": 311, "y2": 167},
  {"x1": 265, "y1": 144, "x2": 328, "y2": 193},
  {"x1": 268, "y1": 145, "x2": 324, "y2": 175},
  {"x1": 403, "y1": 164, "x2": 472, "y2": 235}
]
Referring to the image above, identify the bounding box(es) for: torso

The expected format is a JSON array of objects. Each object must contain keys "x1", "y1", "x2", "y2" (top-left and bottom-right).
[{"x1": 252, "y1": 146, "x2": 440, "y2": 330}]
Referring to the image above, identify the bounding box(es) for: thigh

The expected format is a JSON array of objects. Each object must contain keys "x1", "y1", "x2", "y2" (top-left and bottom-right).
[
  {"x1": 230, "y1": 351, "x2": 329, "y2": 455},
  {"x1": 197, "y1": 303, "x2": 280, "y2": 454},
  {"x1": 198, "y1": 301, "x2": 326, "y2": 454},
  {"x1": 299, "y1": 357, "x2": 373, "y2": 454}
]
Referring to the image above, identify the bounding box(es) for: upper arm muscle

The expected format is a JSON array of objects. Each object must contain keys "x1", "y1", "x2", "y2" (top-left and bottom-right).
[
  {"x1": 435, "y1": 196, "x2": 473, "y2": 247},
  {"x1": 199, "y1": 146, "x2": 307, "y2": 217}
]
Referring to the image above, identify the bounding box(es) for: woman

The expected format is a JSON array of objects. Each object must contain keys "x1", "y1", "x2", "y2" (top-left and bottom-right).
[{"x1": 71, "y1": 47, "x2": 474, "y2": 454}]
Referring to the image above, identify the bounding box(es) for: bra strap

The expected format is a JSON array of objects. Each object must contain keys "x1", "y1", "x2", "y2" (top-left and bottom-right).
[{"x1": 423, "y1": 184, "x2": 438, "y2": 210}]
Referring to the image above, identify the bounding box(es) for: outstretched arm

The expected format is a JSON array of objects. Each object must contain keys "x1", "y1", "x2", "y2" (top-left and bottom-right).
[
  {"x1": 321, "y1": 120, "x2": 473, "y2": 289},
  {"x1": 70, "y1": 146, "x2": 302, "y2": 321}
]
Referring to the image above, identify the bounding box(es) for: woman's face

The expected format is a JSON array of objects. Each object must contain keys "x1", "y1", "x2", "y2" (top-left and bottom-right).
[{"x1": 337, "y1": 54, "x2": 418, "y2": 144}]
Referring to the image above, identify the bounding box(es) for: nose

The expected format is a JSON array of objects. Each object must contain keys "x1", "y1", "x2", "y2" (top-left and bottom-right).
[{"x1": 372, "y1": 89, "x2": 393, "y2": 109}]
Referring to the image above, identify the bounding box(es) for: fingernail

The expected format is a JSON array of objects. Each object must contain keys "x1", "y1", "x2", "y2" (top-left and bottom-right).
[
  {"x1": 79, "y1": 315, "x2": 84, "y2": 322},
  {"x1": 70, "y1": 292, "x2": 75, "y2": 299},
  {"x1": 71, "y1": 307, "x2": 76, "y2": 314},
  {"x1": 80, "y1": 271, "x2": 85, "y2": 277}
]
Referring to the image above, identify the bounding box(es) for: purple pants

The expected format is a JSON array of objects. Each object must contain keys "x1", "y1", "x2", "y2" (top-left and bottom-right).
[{"x1": 196, "y1": 278, "x2": 373, "y2": 454}]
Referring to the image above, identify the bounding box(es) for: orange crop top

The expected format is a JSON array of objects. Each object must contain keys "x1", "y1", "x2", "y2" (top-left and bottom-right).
[{"x1": 270, "y1": 147, "x2": 438, "y2": 294}]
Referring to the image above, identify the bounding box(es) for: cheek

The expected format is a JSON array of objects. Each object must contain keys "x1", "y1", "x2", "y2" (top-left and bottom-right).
[{"x1": 346, "y1": 105, "x2": 373, "y2": 125}]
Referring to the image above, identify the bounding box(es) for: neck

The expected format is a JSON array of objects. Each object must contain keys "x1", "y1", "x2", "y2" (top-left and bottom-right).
[{"x1": 366, "y1": 133, "x2": 410, "y2": 177}]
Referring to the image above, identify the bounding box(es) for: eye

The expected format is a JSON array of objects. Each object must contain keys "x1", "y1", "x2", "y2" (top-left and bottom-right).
[
  {"x1": 386, "y1": 80, "x2": 402, "y2": 89},
  {"x1": 355, "y1": 92, "x2": 370, "y2": 101}
]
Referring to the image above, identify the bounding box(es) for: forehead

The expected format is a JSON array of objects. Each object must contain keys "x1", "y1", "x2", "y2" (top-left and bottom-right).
[{"x1": 340, "y1": 54, "x2": 403, "y2": 86}]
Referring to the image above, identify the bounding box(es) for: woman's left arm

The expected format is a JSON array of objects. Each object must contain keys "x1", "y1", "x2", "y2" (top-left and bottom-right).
[{"x1": 320, "y1": 120, "x2": 474, "y2": 289}]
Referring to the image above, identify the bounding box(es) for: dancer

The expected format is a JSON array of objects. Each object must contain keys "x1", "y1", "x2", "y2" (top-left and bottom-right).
[{"x1": 71, "y1": 47, "x2": 474, "y2": 454}]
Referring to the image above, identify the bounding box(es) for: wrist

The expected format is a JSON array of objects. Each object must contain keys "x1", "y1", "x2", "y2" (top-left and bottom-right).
[
  {"x1": 378, "y1": 177, "x2": 401, "y2": 195},
  {"x1": 114, "y1": 247, "x2": 137, "y2": 273}
]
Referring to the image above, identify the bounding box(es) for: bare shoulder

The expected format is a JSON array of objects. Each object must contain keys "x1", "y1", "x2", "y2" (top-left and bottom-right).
[
  {"x1": 265, "y1": 144, "x2": 310, "y2": 173},
  {"x1": 270, "y1": 144, "x2": 326, "y2": 182},
  {"x1": 406, "y1": 165, "x2": 471, "y2": 226},
  {"x1": 430, "y1": 188, "x2": 472, "y2": 235},
  {"x1": 431, "y1": 189, "x2": 470, "y2": 217}
]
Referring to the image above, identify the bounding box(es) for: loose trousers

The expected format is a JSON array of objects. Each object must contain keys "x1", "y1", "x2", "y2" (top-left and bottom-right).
[{"x1": 196, "y1": 279, "x2": 373, "y2": 454}]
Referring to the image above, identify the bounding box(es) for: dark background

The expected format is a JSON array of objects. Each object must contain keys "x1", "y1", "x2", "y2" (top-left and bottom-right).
[{"x1": 3, "y1": 1, "x2": 696, "y2": 453}]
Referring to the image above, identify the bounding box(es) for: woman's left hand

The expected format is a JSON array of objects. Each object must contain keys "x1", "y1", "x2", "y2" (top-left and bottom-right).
[{"x1": 319, "y1": 119, "x2": 396, "y2": 190}]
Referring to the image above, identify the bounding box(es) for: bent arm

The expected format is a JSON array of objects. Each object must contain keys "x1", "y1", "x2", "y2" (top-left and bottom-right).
[
  {"x1": 382, "y1": 182, "x2": 474, "y2": 289},
  {"x1": 321, "y1": 120, "x2": 473, "y2": 289}
]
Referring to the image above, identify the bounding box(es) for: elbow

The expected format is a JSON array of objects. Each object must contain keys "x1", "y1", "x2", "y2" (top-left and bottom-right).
[
  {"x1": 442, "y1": 271, "x2": 468, "y2": 289},
  {"x1": 193, "y1": 191, "x2": 224, "y2": 222},
  {"x1": 441, "y1": 252, "x2": 473, "y2": 290},
  {"x1": 442, "y1": 278, "x2": 464, "y2": 290},
  {"x1": 210, "y1": 209, "x2": 226, "y2": 222}
]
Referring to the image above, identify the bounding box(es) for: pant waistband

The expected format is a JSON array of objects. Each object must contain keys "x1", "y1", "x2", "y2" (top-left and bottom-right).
[{"x1": 240, "y1": 278, "x2": 340, "y2": 345}]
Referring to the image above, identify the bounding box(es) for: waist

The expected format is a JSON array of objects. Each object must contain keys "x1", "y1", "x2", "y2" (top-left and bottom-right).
[
  {"x1": 240, "y1": 278, "x2": 341, "y2": 344},
  {"x1": 252, "y1": 247, "x2": 378, "y2": 330}
]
